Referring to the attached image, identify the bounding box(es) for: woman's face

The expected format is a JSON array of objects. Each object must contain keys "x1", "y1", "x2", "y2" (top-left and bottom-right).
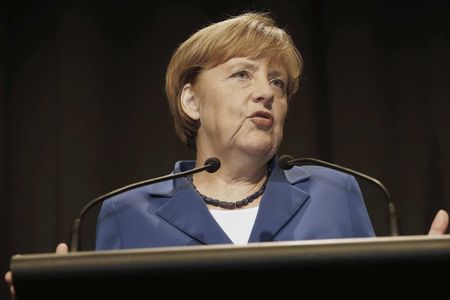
[{"x1": 192, "y1": 57, "x2": 288, "y2": 158}]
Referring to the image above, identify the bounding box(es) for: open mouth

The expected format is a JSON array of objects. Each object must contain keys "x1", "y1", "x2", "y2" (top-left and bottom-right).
[{"x1": 249, "y1": 111, "x2": 274, "y2": 127}]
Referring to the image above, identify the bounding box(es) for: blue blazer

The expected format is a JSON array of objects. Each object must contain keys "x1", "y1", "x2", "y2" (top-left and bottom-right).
[{"x1": 96, "y1": 160, "x2": 375, "y2": 250}]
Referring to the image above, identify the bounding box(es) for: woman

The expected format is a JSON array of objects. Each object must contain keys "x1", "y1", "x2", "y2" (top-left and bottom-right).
[
  {"x1": 94, "y1": 12, "x2": 377, "y2": 248},
  {"x1": 5, "y1": 11, "x2": 449, "y2": 298}
]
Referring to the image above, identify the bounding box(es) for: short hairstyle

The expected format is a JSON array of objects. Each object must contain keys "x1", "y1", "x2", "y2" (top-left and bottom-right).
[{"x1": 165, "y1": 12, "x2": 303, "y2": 149}]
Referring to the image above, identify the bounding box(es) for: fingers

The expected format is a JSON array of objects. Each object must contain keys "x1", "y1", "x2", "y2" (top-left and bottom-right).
[
  {"x1": 55, "y1": 243, "x2": 69, "y2": 254},
  {"x1": 5, "y1": 271, "x2": 12, "y2": 285},
  {"x1": 5, "y1": 271, "x2": 16, "y2": 300},
  {"x1": 428, "y1": 209, "x2": 449, "y2": 235},
  {"x1": 5, "y1": 243, "x2": 68, "y2": 300}
]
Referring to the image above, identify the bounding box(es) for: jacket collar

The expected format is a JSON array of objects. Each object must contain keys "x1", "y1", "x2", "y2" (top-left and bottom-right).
[
  {"x1": 150, "y1": 158, "x2": 311, "y2": 244},
  {"x1": 147, "y1": 159, "x2": 310, "y2": 196},
  {"x1": 147, "y1": 160, "x2": 194, "y2": 197}
]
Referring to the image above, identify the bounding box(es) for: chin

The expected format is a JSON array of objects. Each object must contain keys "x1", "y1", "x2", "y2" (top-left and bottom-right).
[{"x1": 240, "y1": 141, "x2": 278, "y2": 158}]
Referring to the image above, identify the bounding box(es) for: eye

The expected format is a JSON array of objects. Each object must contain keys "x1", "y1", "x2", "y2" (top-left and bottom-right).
[
  {"x1": 231, "y1": 70, "x2": 251, "y2": 80},
  {"x1": 271, "y1": 78, "x2": 286, "y2": 90}
]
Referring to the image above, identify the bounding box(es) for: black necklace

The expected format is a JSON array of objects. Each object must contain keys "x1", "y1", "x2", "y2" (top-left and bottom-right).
[{"x1": 188, "y1": 170, "x2": 270, "y2": 209}]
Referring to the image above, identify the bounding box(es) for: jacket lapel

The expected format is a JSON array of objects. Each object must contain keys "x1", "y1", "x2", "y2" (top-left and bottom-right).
[
  {"x1": 248, "y1": 164, "x2": 310, "y2": 242},
  {"x1": 149, "y1": 159, "x2": 311, "y2": 245},
  {"x1": 155, "y1": 179, "x2": 232, "y2": 245}
]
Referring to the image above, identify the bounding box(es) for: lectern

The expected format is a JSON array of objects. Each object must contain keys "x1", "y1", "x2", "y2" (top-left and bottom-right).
[{"x1": 10, "y1": 235, "x2": 450, "y2": 298}]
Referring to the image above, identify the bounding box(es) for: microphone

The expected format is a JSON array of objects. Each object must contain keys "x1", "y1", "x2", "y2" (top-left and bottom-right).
[
  {"x1": 69, "y1": 157, "x2": 221, "y2": 252},
  {"x1": 278, "y1": 155, "x2": 399, "y2": 236}
]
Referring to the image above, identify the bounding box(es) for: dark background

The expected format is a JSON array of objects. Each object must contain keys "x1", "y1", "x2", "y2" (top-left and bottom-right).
[{"x1": 1, "y1": 0, "x2": 449, "y2": 297}]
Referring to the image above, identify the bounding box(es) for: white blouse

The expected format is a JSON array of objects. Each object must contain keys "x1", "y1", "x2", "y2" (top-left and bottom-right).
[{"x1": 209, "y1": 206, "x2": 259, "y2": 245}]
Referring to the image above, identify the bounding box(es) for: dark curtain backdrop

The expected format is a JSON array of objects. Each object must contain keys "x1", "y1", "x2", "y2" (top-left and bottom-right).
[{"x1": 1, "y1": 0, "x2": 449, "y2": 297}]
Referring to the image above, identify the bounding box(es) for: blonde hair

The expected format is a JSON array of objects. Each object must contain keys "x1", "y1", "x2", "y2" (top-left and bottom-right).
[{"x1": 165, "y1": 12, "x2": 303, "y2": 149}]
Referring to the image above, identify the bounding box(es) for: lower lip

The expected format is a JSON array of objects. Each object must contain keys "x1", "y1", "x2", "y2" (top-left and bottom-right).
[{"x1": 250, "y1": 117, "x2": 274, "y2": 127}]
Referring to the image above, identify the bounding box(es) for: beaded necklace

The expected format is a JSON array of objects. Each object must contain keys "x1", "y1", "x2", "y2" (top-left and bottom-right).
[{"x1": 188, "y1": 168, "x2": 270, "y2": 209}]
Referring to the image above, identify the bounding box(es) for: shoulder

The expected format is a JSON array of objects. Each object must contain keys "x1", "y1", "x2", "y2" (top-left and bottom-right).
[
  {"x1": 101, "y1": 159, "x2": 194, "y2": 207},
  {"x1": 281, "y1": 164, "x2": 350, "y2": 186},
  {"x1": 102, "y1": 184, "x2": 155, "y2": 208}
]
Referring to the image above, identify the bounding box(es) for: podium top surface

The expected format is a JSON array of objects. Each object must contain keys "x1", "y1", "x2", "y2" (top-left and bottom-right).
[
  {"x1": 12, "y1": 235, "x2": 450, "y2": 274},
  {"x1": 10, "y1": 235, "x2": 450, "y2": 297}
]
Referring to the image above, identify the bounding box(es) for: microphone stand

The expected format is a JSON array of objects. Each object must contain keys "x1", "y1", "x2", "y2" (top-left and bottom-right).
[{"x1": 279, "y1": 155, "x2": 399, "y2": 236}]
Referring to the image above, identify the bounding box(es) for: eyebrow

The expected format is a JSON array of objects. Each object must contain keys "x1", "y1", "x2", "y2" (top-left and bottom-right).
[
  {"x1": 227, "y1": 60, "x2": 258, "y2": 71},
  {"x1": 268, "y1": 70, "x2": 286, "y2": 79}
]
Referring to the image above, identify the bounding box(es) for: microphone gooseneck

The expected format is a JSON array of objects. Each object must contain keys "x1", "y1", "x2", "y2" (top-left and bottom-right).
[
  {"x1": 278, "y1": 155, "x2": 295, "y2": 170},
  {"x1": 277, "y1": 154, "x2": 399, "y2": 236},
  {"x1": 69, "y1": 157, "x2": 221, "y2": 252}
]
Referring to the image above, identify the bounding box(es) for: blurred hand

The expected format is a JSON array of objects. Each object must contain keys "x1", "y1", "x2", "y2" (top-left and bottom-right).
[
  {"x1": 4, "y1": 270, "x2": 15, "y2": 300},
  {"x1": 55, "y1": 243, "x2": 69, "y2": 254},
  {"x1": 428, "y1": 210, "x2": 449, "y2": 235},
  {"x1": 4, "y1": 243, "x2": 68, "y2": 299}
]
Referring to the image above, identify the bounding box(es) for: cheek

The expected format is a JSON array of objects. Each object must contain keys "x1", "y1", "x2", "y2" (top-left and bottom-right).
[
  {"x1": 216, "y1": 94, "x2": 247, "y2": 121},
  {"x1": 202, "y1": 90, "x2": 233, "y2": 113},
  {"x1": 276, "y1": 103, "x2": 288, "y2": 126},
  {"x1": 199, "y1": 92, "x2": 245, "y2": 132},
  {"x1": 198, "y1": 92, "x2": 223, "y2": 122}
]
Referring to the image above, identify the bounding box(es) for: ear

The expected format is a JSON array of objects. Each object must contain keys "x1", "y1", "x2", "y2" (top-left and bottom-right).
[{"x1": 180, "y1": 84, "x2": 200, "y2": 120}]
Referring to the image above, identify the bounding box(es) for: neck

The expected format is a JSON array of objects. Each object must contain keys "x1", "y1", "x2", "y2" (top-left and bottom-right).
[
  {"x1": 193, "y1": 152, "x2": 270, "y2": 203},
  {"x1": 196, "y1": 151, "x2": 269, "y2": 182}
]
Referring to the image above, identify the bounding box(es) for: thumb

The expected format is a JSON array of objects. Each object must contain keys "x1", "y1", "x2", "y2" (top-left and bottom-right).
[{"x1": 428, "y1": 210, "x2": 449, "y2": 235}]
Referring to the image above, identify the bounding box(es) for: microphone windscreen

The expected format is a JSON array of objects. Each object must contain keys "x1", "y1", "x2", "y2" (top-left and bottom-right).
[
  {"x1": 204, "y1": 157, "x2": 221, "y2": 173},
  {"x1": 278, "y1": 155, "x2": 294, "y2": 170}
]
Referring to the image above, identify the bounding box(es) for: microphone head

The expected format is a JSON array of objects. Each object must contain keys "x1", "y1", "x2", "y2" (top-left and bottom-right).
[
  {"x1": 278, "y1": 155, "x2": 294, "y2": 170},
  {"x1": 204, "y1": 157, "x2": 221, "y2": 173}
]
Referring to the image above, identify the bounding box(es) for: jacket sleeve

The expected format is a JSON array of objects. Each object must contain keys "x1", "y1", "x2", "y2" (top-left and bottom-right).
[
  {"x1": 95, "y1": 200, "x2": 123, "y2": 250},
  {"x1": 347, "y1": 175, "x2": 376, "y2": 237}
]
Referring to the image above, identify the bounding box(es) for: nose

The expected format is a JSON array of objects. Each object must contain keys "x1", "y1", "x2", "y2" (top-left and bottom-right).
[{"x1": 251, "y1": 77, "x2": 274, "y2": 107}]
